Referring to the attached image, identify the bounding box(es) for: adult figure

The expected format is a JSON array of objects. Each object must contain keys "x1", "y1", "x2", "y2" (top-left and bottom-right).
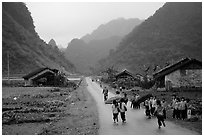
[
  {"x1": 102, "y1": 87, "x2": 108, "y2": 101},
  {"x1": 135, "y1": 94, "x2": 140, "y2": 109},
  {"x1": 123, "y1": 93, "x2": 128, "y2": 105}
]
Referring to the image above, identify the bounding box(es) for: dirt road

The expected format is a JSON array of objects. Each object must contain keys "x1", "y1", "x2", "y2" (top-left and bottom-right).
[{"x1": 86, "y1": 77, "x2": 199, "y2": 135}]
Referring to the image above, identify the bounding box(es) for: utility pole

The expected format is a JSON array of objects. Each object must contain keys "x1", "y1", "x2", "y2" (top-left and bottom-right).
[{"x1": 7, "y1": 51, "x2": 10, "y2": 84}]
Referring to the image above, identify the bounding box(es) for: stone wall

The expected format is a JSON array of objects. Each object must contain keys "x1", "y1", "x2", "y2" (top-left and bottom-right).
[{"x1": 165, "y1": 69, "x2": 202, "y2": 88}]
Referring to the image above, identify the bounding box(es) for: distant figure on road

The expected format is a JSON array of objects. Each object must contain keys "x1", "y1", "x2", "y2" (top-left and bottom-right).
[
  {"x1": 134, "y1": 94, "x2": 140, "y2": 109},
  {"x1": 102, "y1": 87, "x2": 108, "y2": 101},
  {"x1": 144, "y1": 98, "x2": 151, "y2": 119},
  {"x1": 112, "y1": 100, "x2": 119, "y2": 124},
  {"x1": 154, "y1": 100, "x2": 166, "y2": 129},
  {"x1": 130, "y1": 94, "x2": 136, "y2": 108},
  {"x1": 119, "y1": 98, "x2": 127, "y2": 123},
  {"x1": 161, "y1": 98, "x2": 167, "y2": 119},
  {"x1": 170, "y1": 95, "x2": 177, "y2": 118},
  {"x1": 179, "y1": 97, "x2": 187, "y2": 120},
  {"x1": 151, "y1": 96, "x2": 157, "y2": 116},
  {"x1": 123, "y1": 93, "x2": 128, "y2": 105}
]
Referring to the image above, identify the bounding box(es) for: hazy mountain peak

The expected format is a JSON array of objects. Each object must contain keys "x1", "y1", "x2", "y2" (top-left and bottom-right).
[
  {"x1": 65, "y1": 17, "x2": 143, "y2": 73},
  {"x1": 48, "y1": 39, "x2": 57, "y2": 47},
  {"x1": 81, "y1": 18, "x2": 143, "y2": 43}
]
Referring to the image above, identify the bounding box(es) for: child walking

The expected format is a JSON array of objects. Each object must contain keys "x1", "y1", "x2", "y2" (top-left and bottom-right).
[
  {"x1": 119, "y1": 98, "x2": 127, "y2": 123},
  {"x1": 154, "y1": 100, "x2": 166, "y2": 129},
  {"x1": 112, "y1": 100, "x2": 119, "y2": 124}
]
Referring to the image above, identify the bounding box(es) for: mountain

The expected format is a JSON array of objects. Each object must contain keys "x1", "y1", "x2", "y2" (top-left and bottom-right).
[
  {"x1": 65, "y1": 18, "x2": 143, "y2": 74},
  {"x1": 2, "y1": 2, "x2": 75, "y2": 76},
  {"x1": 48, "y1": 39, "x2": 57, "y2": 48},
  {"x1": 99, "y1": 2, "x2": 202, "y2": 75},
  {"x1": 81, "y1": 18, "x2": 143, "y2": 43}
]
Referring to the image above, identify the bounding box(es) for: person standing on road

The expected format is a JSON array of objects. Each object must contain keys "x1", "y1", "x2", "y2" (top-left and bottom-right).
[
  {"x1": 180, "y1": 97, "x2": 187, "y2": 120},
  {"x1": 151, "y1": 96, "x2": 157, "y2": 116},
  {"x1": 119, "y1": 98, "x2": 127, "y2": 123},
  {"x1": 123, "y1": 93, "x2": 128, "y2": 105},
  {"x1": 161, "y1": 98, "x2": 167, "y2": 119},
  {"x1": 112, "y1": 100, "x2": 119, "y2": 124},
  {"x1": 175, "y1": 98, "x2": 181, "y2": 119},
  {"x1": 144, "y1": 98, "x2": 151, "y2": 119},
  {"x1": 102, "y1": 87, "x2": 108, "y2": 101},
  {"x1": 154, "y1": 100, "x2": 166, "y2": 129},
  {"x1": 131, "y1": 94, "x2": 136, "y2": 108},
  {"x1": 170, "y1": 95, "x2": 177, "y2": 118}
]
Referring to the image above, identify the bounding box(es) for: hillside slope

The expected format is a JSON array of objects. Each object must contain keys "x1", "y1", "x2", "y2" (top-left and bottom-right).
[
  {"x1": 99, "y1": 2, "x2": 202, "y2": 74},
  {"x1": 65, "y1": 18, "x2": 143, "y2": 74},
  {"x1": 2, "y1": 2, "x2": 75, "y2": 76}
]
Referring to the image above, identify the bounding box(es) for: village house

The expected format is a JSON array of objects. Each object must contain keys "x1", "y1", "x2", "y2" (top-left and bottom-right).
[
  {"x1": 114, "y1": 69, "x2": 138, "y2": 89},
  {"x1": 153, "y1": 58, "x2": 202, "y2": 91},
  {"x1": 23, "y1": 67, "x2": 59, "y2": 86},
  {"x1": 115, "y1": 69, "x2": 135, "y2": 80}
]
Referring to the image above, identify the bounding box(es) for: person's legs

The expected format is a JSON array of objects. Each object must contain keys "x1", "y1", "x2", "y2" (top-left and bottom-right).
[
  {"x1": 177, "y1": 109, "x2": 180, "y2": 119},
  {"x1": 116, "y1": 113, "x2": 119, "y2": 122},
  {"x1": 152, "y1": 107, "x2": 155, "y2": 116},
  {"x1": 163, "y1": 109, "x2": 166, "y2": 119},
  {"x1": 113, "y1": 113, "x2": 116, "y2": 123},
  {"x1": 173, "y1": 109, "x2": 176, "y2": 118},
  {"x1": 181, "y1": 110, "x2": 185, "y2": 120},
  {"x1": 120, "y1": 112, "x2": 126, "y2": 122},
  {"x1": 150, "y1": 106, "x2": 153, "y2": 115},
  {"x1": 161, "y1": 117, "x2": 166, "y2": 127},
  {"x1": 157, "y1": 116, "x2": 162, "y2": 128},
  {"x1": 124, "y1": 112, "x2": 126, "y2": 122}
]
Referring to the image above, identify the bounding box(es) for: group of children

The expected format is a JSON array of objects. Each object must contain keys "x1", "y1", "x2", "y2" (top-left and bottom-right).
[
  {"x1": 112, "y1": 98, "x2": 128, "y2": 124},
  {"x1": 130, "y1": 94, "x2": 140, "y2": 109},
  {"x1": 143, "y1": 94, "x2": 190, "y2": 128},
  {"x1": 144, "y1": 96, "x2": 164, "y2": 118},
  {"x1": 170, "y1": 95, "x2": 189, "y2": 120},
  {"x1": 144, "y1": 96, "x2": 167, "y2": 128}
]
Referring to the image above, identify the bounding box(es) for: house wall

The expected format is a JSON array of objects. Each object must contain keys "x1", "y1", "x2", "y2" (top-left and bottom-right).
[
  {"x1": 165, "y1": 69, "x2": 202, "y2": 89},
  {"x1": 179, "y1": 69, "x2": 202, "y2": 87},
  {"x1": 165, "y1": 70, "x2": 181, "y2": 88}
]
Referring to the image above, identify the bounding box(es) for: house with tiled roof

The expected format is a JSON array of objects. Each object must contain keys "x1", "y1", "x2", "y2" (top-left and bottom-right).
[
  {"x1": 23, "y1": 67, "x2": 59, "y2": 86},
  {"x1": 153, "y1": 58, "x2": 202, "y2": 91}
]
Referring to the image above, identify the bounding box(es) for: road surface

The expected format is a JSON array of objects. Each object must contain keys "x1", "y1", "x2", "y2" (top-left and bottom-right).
[{"x1": 85, "y1": 77, "x2": 199, "y2": 135}]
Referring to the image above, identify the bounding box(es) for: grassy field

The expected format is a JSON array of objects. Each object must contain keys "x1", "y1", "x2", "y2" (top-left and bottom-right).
[{"x1": 2, "y1": 80, "x2": 99, "y2": 135}]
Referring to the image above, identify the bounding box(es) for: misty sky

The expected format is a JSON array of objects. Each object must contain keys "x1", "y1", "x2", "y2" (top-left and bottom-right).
[{"x1": 26, "y1": 2, "x2": 164, "y2": 48}]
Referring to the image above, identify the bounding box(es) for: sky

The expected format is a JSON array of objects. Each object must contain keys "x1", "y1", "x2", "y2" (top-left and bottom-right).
[{"x1": 26, "y1": 2, "x2": 165, "y2": 48}]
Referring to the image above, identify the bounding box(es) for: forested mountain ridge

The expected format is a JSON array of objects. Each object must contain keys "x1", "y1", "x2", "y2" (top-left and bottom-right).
[
  {"x1": 99, "y1": 2, "x2": 202, "y2": 74},
  {"x1": 2, "y1": 2, "x2": 75, "y2": 76},
  {"x1": 65, "y1": 18, "x2": 143, "y2": 74}
]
